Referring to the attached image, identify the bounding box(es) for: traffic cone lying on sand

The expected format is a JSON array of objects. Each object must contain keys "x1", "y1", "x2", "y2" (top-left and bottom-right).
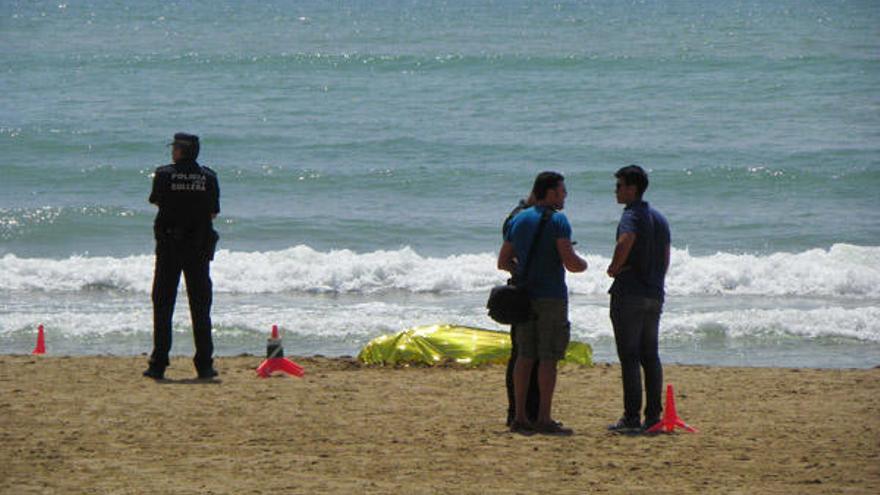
[
  {"x1": 256, "y1": 325, "x2": 305, "y2": 378},
  {"x1": 32, "y1": 324, "x2": 46, "y2": 355},
  {"x1": 646, "y1": 384, "x2": 698, "y2": 434}
]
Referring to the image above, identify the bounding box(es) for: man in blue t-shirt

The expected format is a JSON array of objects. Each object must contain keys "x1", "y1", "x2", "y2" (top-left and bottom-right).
[
  {"x1": 502, "y1": 194, "x2": 541, "y2": 427},
  {"x1": 606, "y1": 165, "x2": 671, "y2": 434},
  {"x1": 497, "y1": 171, "x2": 588, "y2": 435}
]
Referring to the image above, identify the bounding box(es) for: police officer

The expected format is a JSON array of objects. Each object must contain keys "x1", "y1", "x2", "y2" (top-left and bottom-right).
[{"x1": 143, "y1": 133, "x2": 220, "y2": 380}]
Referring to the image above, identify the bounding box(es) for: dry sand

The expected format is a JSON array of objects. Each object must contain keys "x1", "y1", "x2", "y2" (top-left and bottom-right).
[{"x1": 1, "y1": 355, "x2": 878, "y2": 494}]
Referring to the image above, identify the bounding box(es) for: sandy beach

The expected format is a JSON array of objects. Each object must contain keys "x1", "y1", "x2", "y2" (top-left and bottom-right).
[{"x1": 1, "y1": 355, "x2": 877, "y2": 494}]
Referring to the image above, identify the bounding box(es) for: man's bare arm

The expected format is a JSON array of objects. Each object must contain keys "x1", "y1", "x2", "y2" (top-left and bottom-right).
[
  {"x1": 497, "y1": 241, "x2": 517, "y2": 273},
  {"x1": 607, "y1": 232, "x2": 636, "y2": 277},
  {"x1": 556, "y1": 238, "x2": 588, "y2": 273},
  {"x1": 664, "y1": 243, "x2": 670, "y2": 273}
]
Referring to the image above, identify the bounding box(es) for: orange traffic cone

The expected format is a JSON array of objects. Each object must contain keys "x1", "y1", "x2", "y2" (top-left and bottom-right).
[
  {"x1": 32, "y1": 324, "x2": 46, "y2": 355},
  {"x1": 256, "y1": 325, "x2": 305, "y2": 378},
  {"x1": 646, "y1": 384, "x2": 697, "y2": 433}
]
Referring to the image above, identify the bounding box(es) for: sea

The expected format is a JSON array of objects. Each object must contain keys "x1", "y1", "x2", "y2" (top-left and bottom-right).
[{"x1": 2, "y1": 0, "x2": 878, "y2": 368}]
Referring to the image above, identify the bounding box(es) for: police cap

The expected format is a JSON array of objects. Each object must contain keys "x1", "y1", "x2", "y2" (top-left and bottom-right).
[{"x1": 168, "y1": 132, "x2": 200, "y2": 160}]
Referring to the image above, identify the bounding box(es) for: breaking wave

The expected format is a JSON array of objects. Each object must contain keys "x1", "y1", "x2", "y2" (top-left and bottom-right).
[{"x1": 1, "y1": 243, "x2": 878, "y2": 298}]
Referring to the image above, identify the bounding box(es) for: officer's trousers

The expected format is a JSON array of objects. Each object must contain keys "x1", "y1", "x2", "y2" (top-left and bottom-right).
[{"x1": 149, "y1": 244, "x2": 214, "y2": 372}]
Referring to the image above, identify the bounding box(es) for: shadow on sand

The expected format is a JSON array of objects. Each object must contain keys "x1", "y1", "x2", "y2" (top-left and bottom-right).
[{"x1": 154, "y1": 378, "x2": 223, "y2": 385}]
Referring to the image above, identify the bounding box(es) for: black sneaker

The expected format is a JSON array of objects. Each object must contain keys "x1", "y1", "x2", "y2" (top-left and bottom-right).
[
  {"x1": 509, "y1": 420, "x2": 536, "y2": 436},
  {"x1": 142, "y1": 367, "x2": 165, "y2": 380},
  {"x1": 607, "y1": 417, "x2": 642, "y2": 435},
  {"x1": 197, "y1": 368, "x2": 219, "y2": 380},
  {"x1": 642, "y1": 418, "x2": 662, "y2": 434},
  {"x1": 535, "y1": 420, "x2": 574, "y2": 437}
]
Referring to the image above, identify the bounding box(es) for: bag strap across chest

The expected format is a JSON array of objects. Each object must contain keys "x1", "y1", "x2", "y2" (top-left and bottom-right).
[{"x1": 517, "y1": 208, "x2": 554, "y2": 287}]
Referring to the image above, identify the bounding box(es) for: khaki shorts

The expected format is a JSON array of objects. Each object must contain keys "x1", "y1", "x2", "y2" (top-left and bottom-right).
[{"x1": 513, "y1": 298, "x2": 570, "y2": 361}]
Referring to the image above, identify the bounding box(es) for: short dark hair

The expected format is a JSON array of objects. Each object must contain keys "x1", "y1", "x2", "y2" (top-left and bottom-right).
[
  {"x1": 531, "y1": 171, "x2": 565, "y2": 200},
  {"x1": 615, "y1": 165, "x2": 649, "y2": 197},
  {"x1": 172, "y1": 132, "x2": 200, "y2": 160}
]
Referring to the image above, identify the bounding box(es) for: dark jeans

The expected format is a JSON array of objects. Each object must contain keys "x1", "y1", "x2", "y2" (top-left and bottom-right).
[
  {"x1": 149, "y1": 244, "x2": 214, "y2": 373},
  {"x1": 610, "y1": 295, "x2": 663, "y2": 423},
  {"x1": 506, "y1": 325, "x2": 540, "y2": 425}
]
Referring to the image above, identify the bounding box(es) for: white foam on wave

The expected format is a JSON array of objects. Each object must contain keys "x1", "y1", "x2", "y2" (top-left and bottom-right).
[
  {"x1": 565, "y1": 303, "x2": 880, "y2": 342},
  {"x1": 664, "y1": 244, "x2": 880, "y2": 298},
  {"x1": 2, "y1": 298, "x2": 878, "y2": 344},
  {"x1": 1, "y1": 243, "x2": 878, "y2": 298},
  {"x1": 0, "y1": 300, "x2": 433, "y2": 338},
  {"x1": 661, "y1": 305, "x2": 880, "y2": 342}
]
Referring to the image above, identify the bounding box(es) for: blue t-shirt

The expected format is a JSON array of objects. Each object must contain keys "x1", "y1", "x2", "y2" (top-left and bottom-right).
[
  {"x1": 504, "y1": 206, "x2": 573, "y2": 300},
  {"x1": 609, "y1": 201, "x2": 671, "y2": 301}
]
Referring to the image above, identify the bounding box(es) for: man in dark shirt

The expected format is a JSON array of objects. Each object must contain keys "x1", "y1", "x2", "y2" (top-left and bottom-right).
[
  {"x1": 606, "y1": 165, "x2": 671, "y2": 434},
  {"x1": 144, "y1": 133, "x2": 220, "y2": 380}
]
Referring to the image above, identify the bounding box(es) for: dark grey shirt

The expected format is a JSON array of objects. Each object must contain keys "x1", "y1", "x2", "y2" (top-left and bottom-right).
[{"x1": 609, "y1": 200, "x2": 671, "y2": 302}]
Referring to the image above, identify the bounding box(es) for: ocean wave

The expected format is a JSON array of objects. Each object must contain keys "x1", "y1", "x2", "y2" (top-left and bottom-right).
[
  {"x1": 0, "y1": 244, "x2": 878, "y2": 298},
  {"x1": 659, "y1": 306, "x2": 880, "y2": 342},
  {"x1": 568, "y1": 304, "x2": 880, "y2": 343},
  {"x1": 2, "y1": 299, "x2": 878, "y2": 345}
]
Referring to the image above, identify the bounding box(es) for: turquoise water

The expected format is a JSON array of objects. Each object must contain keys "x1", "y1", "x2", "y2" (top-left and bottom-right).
[{"x1": 1, "y1": 1, "x2": 879, "y2": 367}]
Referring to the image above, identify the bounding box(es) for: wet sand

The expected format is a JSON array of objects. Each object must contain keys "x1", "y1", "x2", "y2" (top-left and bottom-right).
[{"x1": 1, "y1": 355, "x2": 877, "y2": 494}]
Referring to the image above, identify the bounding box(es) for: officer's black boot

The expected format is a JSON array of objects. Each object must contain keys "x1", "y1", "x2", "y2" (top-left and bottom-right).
[
  {"x1": 149, "y1": 250, "x2": 181, "y2": 380},
  {"x1": 185, "y1": 258, "x2": 216, "y2": 379},
  {"x1": 142, "y1": 367, "x2": 165, "y2": 380}
]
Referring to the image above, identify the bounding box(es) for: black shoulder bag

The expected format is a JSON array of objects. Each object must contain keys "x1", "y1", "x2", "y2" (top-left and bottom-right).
[{"x1": 487, "y1": 209, "x2": 553, "y2": 324}]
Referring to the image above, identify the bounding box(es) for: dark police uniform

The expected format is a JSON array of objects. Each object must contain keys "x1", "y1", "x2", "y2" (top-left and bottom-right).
[{"x1": 146, "y1": 134, "x2": 220, "y2": 379}]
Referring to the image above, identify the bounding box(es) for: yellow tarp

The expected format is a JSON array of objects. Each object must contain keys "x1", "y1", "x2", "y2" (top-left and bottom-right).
[{"x1": 357, "y1": 324, "x2": 593, "y2": 367}]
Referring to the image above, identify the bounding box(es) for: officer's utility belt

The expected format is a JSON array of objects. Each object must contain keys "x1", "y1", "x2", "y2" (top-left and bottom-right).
[
  {"x1": 156, "y1": 226, "x2": 204, "y2": 242},
  {"x1": 156, "y1": 226, "x2": 219, "y2": 260}
]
